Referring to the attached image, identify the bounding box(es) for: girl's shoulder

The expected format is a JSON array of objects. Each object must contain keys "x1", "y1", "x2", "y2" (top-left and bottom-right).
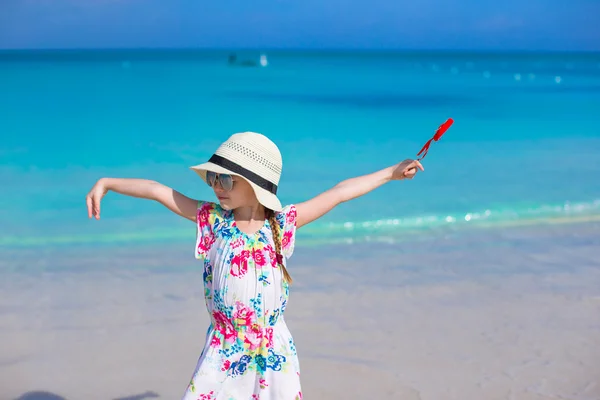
[
  {"x1": 197, "y1": 200, "x2": 226, "y2": 214},
  {"x1": 274, "y1": 204, "x2": 297, "y2": 230},
  {"x1": 195, "y1": 201, "x2": 231, "y2": 260},
  {"x1": 272, "y1": 205, "x2": 298, "y2": 259},
  {"x1": 196, "y1": 201, "x2": 230, "y2": 228}
]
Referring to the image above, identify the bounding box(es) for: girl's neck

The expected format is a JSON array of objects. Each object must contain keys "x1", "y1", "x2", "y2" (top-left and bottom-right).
[{"x1": 233, "y1": 203, "x2": 266, "y2": 222}]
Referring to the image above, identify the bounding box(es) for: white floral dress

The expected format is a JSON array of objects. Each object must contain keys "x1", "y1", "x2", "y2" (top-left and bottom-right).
[{"x1": 182, "y1": 202, "x2": 302, "y2": 400}]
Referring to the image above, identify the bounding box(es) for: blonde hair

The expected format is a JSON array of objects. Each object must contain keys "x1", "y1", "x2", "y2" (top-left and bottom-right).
[{"x1": 266, "y1": 209, "x2": 292, "y2": 284}]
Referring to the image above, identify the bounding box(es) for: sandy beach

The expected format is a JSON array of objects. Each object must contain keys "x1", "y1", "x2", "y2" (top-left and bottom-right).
[{"x1": 1, "y1": 222, "x2": 600, "y2": 400}]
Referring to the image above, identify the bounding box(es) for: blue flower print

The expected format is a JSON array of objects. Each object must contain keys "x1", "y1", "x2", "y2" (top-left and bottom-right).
[
  {"x1": 250, "y1": 295, "x2": 263, "y2": 315},
  {"x1": 214, "y1": 218, "x2": 234, "y2": 239},
  {"x1": 268, "y1": 309, "x2": 280, "y2": 326},
  {"x1": 220, "y1": 343, "x2": 243, "y2": 358},
  {"x1": 203, "y1": 259, "x2": 213, "y2": 284},
  {"x1": 254, "y1": 354, "x2": 267, "y2": 373},
  {"x1": 266, "y1": 348, "x2": 286, "y2": 371},
  {"x1": 257, "y1": 230, "x2": 270, "y2": 245},
  {"x1": 213, "y1": 290, "x2": 233, "y2": 316},
  {"x1": 229, "y1": 355, "x2": 252, "y2": 376},
  {"x1": 258, "y1": 274, "x2": 270, "y2": 286}
]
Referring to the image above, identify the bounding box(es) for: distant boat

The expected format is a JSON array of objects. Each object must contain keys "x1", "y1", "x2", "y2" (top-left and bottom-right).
[
  {"x1": 260, "y1": 54, "x2": 268, "y2": 67},
  {"x1": 227, "y1": 53, "x2": 268, "y2": 68}
]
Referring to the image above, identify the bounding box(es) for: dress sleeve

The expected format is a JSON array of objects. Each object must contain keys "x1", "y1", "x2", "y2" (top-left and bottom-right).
[
  {"x1": 195, "y1": 201, "x2": 216, "y2": 260},
  {"x1": 275, "y1": 204, "x2": 298, "y2": 259}
]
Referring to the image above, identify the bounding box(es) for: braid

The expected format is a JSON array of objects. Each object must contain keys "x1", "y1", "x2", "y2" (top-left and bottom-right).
[{"x1": 266, "y1": 209, "x2": 293, "y2": 284}]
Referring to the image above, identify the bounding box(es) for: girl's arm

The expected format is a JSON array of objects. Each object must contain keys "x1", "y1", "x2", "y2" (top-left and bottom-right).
[
  {"x1": 85, "y1": 178, "x2": 199, "y2": 222},
  {"x1": 295, "y1": 159, "x2": 424, "y2": 229}
]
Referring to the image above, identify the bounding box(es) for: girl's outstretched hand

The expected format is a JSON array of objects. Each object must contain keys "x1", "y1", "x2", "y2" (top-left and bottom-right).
[
  {"x1": 86, "y1": 178, "x2": 108, "y2": 220},
  {"x1": 392, "y1": 159, "x2": 424, "y2": 181}
]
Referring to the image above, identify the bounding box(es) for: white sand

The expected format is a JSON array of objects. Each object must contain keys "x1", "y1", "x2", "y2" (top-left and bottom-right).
[{"x1": 1, "y1": 223, "x2": 600, "y2": 400}]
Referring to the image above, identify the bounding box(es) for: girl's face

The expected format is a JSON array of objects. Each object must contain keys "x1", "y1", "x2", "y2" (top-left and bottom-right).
[{"x1": 209, "y1": 173, "x2": 257, "y2": 210}]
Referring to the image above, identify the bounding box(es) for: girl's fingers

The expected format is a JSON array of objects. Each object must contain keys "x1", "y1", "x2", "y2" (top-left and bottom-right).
[
  {"x1": 94, "y1": 197, "x2": 101, "y2": 219},
  {"x1": 404, "y1": 167, "x2": 418, "y2": 176},
  {"x1": 86, "y1": 193, "x2": 101, "y2": 220},
  {"x1": 412, "y1": 160, "x2": 424, "y2": 171},
  {"x1": 86, "y1": 196, "x2": 93, "y2": 219}
]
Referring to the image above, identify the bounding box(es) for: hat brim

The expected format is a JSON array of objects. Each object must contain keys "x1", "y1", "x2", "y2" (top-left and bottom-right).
[{"x1": 190, "y1": 162, "x2": 283, "y2": 212}]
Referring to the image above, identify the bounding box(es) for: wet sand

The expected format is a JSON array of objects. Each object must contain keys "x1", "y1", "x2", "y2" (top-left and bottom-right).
[{"x1": 1, "y1": 223, "x2": 600, "y2": 400}]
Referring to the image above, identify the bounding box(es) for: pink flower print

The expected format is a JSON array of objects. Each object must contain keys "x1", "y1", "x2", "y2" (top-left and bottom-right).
[
  {"x1": 252, "y1": 395, "x2": 260, "y2": 400},
  {"x1": 213, "y1": 311, "x2": 236, "y2": 342},
  {"x1": 197, "y1": 235, "x2": 215, "y2": 254},
  {"x1": 233, "y1": 301, "x2": 255, "y2": 327},
  {"x1": 286, "y1": 207, "x2": 297, "y2": 224},
  {"x1": 281, "y1": 230, "x2": 293, "y2": 251},
  {"x1": 230, "y1": 237, "x2": 244, "y2": 249},
  {"x1": 240, "y1": 250, "x2": 250, "y2": 259},
  {"x1": 221, "y1": 359, "x2": 231, "y2": 372},
  {"x1": 265, "y1": 245, "x2": 277, "y2": 267},
  {"x1": 259, "y1": 378, "x2": 268, "y2": 389},
  {"x1": 210, "y1": 335, "x2": 221, "y2": 347},
  {"x1": 244, "y1": 323, "x2": 264, "y2": 351},
  {"x1": 264, "y1": 327, "x2": 274, "y2": 348},
  {"x1": 198, "y1": 391, "x2": 215, "y2": 400},
  {"x1": 230, "y1": 254, "x2": 248, "y2": 277},
  {"x1": 295, "y1": 391, "x2": 302, "y2": 400},
  {"x1": 252, "y1": 248, "x2": 267, "y2": 267},
  {"x1": 198, "y1": 204, "x2": 212, "y2": 224}
]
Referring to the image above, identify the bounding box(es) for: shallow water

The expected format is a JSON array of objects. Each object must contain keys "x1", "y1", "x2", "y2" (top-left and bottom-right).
[{"x1": 1, "y1": 50, "x2": 600, "y2": 260}]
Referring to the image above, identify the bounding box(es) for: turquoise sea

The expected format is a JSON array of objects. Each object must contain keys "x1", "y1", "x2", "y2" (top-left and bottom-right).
[{"x1": 1, "y1": 49, "x2": 600, "y2": 268}]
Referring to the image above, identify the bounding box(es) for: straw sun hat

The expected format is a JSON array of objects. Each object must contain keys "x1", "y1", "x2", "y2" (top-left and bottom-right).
[{"x1": 190, "y1": 132, "x2": 283, "y2": 212}]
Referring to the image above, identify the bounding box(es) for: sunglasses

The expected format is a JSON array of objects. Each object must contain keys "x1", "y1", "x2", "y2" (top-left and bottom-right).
[
  {"x1": 206, "y1": 171, "x2": 234, "y2": 191},
  {"x1": 416, "y1": 118, "x2": 454, "y2": 161}
]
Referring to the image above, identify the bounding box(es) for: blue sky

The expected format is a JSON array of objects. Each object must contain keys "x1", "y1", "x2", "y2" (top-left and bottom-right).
[{"x1": 1, "y1": 0, "x2": 599, "y2": 51}]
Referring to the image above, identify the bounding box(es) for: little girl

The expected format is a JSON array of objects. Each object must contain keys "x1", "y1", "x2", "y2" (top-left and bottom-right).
[{"x1": 85, "y1": 131, "x2": 423, "y2": 400}]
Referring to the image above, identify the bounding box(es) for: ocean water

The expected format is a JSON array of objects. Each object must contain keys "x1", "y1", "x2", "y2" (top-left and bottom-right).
[{"x1": 1, "y1": 49, "x2": 600, "y2": 263}]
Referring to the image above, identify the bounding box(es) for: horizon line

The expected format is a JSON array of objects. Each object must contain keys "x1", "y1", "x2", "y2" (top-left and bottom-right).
[{"x1": 1, "y1": 46, "x2": 599, "y2": 55}]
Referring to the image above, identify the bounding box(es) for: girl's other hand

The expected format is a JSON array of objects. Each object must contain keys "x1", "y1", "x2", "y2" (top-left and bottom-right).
[
  {"x1": 392, "y1": 159, "x2": 424, "y2": 181},
  {"x1": 86, "y1": 178, "x2": 108, "y2": 220}
]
